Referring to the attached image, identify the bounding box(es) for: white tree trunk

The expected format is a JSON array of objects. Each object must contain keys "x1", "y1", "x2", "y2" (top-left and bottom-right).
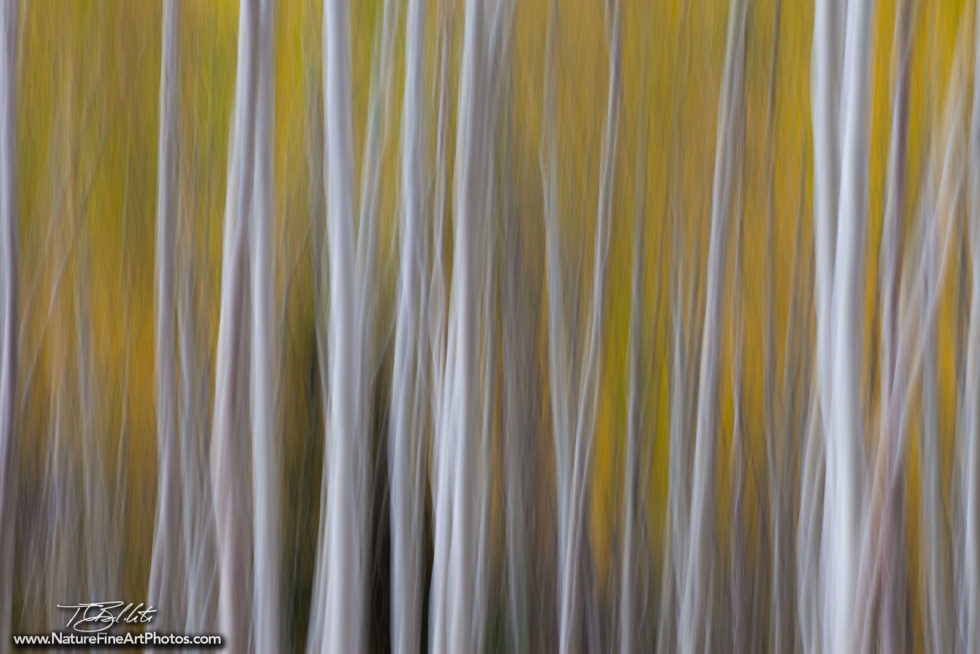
[
  {"x1": 619, "y1": 143, "x2": 646, "y2": 654},
  {"x1": 249, "y1": 0, "x2": 280, "y2": 650},
  {"x1": 962, "y1": 2, "x2": 980, "y2": 648},
  {"x1": 309, "y1": 0, "x2": 365, "y2": 652},
  {"x1": 211, "y1": 0, "x2": 258, "y2": 649},
  {"x1": 434, "y1": 0, "x2": 490, "y2": 648},
  {"x1": 389, "y1": 0, "x2": 427, "y2": 649},
  {"x1": 540, "y1": 6, "x2": 620, "y2": 652},
  {"x1": 679, "y1": 0, "x2": 746, "y2": 650},
  {"x1": 0, "y1": 1, "x2": 18, "y2": 648},
  {"x1": 822, "y1": 0, "x2": 872, "y2": 650},
  {"x1": 149, "y1": 0, "x2": 183, "y2": 628}
]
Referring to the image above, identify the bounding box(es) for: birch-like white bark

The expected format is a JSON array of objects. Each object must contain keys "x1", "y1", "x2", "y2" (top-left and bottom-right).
[
  {"x1": 249, "y1": 0, "x2": 280, "y2": 650},
  {"x1": 310, "y1": 0, "x2": 366, "y2": 652},
  {"x1": 811, "y1": 0, "x2": 842, "y2": 434},
  {"x1": 861, "y1": 3, "x2": 911, "y2": 650},
  {"x1": 962, "y1": 1, "x2": 980, "y2": 648},
  {"x1": 501, "y1": 133, "x2": 536, "y2": 654},
  {"x1": 211, "y1": 0, "x2": 258, "y2": 649},
  {"x1": 149, "y1": 0, "x2": 183, "y2": 628},
  {"x1": 678, "y1": 0, "x2": 746, "y2": 650},
  {"x1": 389, "y1": 0, "x2": 427, "y2": 649},
  {"x1": 435, "y1": 0, "x2": 493, "y2": 647},
  {"x1": 920, "y1": 195, "x2": 952, "y2": 654},
  {"x1": 0, "y1": 1, "x2": 17, "y2": 648},
  {"x1": 177, "y1": 265, "x2": 218, "y2": 637},
  {"x1": 427, "y1": 15, "x2": 452, "y2": 650},
  {"x1": 541, "y1": 6, "x2": 620, "y2": 651},
  {"x1": 822, "y1": 0, "x2": 873, "y2": 649}
]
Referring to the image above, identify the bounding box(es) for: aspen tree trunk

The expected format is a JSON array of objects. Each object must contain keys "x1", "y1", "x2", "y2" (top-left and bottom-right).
[
  {"x1": 679, "y1": 0, "x2": 746, "y2": 650},
  {"x1": 866, "y1": 3, "x2": 911, "y2": 650},
  {"x1": 389, "y1": 0, "x2": 427, "y2": 649},
  {"x1": 0, "y1": 1, "x2": 17, "y2": 648},
  {"x1": 426, "y1": 14, "x2": 451, "y2": 651},
  {"x1": 309, "y1": 0, "x2": 366, "y2": 652},
  {"x1": 962, "y1": 2, "x2": 980, "y2": 649},
  {"x1": 435, "y1": 0, "x2": 493, "y2": 648},
  {"x1": 177, "y1": 266, "x2": 218, "y2": 637},
  {"x1": 501, "y1": 134, "x2": 537, "y2": 654},
  {"x1": 541, "y1": 5, "x2": 620, "y2": 651},
  {"x1": 822, "y1": 0, "x2": 872, "y2": 649},
  {"x1": 211, "y1": 0, "x2": 258, "y2": 650},
  {"x1": 920, "y1": 204, "x2": 952, "y2": 654},
  {"x1": 619, "y1": 143, "x2": 646, "y2": 654},
  {"x1": 811, "y1": 0, "x2": 842, "y2": 438},
  {"x1": 149, "y1": 0, "x2": 183, "y2": 627},
  {"x1": 249, "y1": 0, "x2": 280, "y2": 650}
]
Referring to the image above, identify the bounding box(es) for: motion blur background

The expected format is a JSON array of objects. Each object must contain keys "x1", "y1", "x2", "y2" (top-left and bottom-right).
[{"x1": 1, "y1": 0, "x2": 977, "y2": 652}]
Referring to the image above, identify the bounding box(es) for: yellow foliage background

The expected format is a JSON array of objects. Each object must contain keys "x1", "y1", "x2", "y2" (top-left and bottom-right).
[{"x1": 11, "y1": 1, "x2": 970, "y2": 650}]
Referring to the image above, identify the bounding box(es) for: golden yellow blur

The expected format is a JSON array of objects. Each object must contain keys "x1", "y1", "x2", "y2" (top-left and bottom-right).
[{"x1": 8, "y1": 0, "x2": 972, "y2": 651}]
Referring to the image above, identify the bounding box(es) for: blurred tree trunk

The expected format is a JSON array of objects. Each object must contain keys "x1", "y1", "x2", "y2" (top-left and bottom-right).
[
  {"x1": 432, "y1": 0, "x2": 493, "y2": 648},
  {"x1": 541, "y1": 5, "x2": 620, "y2": 651},
  {"x1": 821, "y1": 0, "x2": 872, "y2": 649},
  {"x1": 389, "y1": 0, "x2": 427, "y2": 649},
  {"x1": 679, "y1": 0, "x2": 746, "y2": 651},
  {"x1": 962, "y1": 1, "x2": 980, "y2": 649},
  {"x1": 149, "y1": 0, "x2": 183, "y2": 629},
  {"x1": 0, "y1": 0, "x2": 18, "y2": 648},
  {"x1": 211, "y1": 0, "x2": 258, "y2": 650},
  {"x1": 249, "y1": 0, "x2": 280, "y2": 651},
  {"x1": 308, "y1": 0, "x2": 365, "y2": 651}
]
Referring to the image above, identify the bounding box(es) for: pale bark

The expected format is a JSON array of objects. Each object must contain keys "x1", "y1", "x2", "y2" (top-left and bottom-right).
[
  {"x1": 811, "y1": 0, "x2": 842, "y2": 434},
  {"x1": 211, "y1": 0, "x2": 258, "y2": 649},
  {"x1": 389, "y1": 0, "x2": 427, "y2": 649},
  {"x1": 249, "y1": 0, "x2": 280, "y2": 650},
  {"x1": 432, "y1": 0, "x2": 504, "y2": 648},
  {"x1": 501, "y1": 135, "x2": 537, "y2": 654},
  {"x1": 678, "y1": 0, "x2": 746, "y2": 650},
  {"x1": 962, "y1": 2, "x2": 980, "y2": 649},
  {"x1": 860, "y1": 3, "x2": 912, "y2": 650},
  {"x1": 309, "y1": 0, "x2": 366, "y2": 651},
  {"x1": 541, "y1": 5, "x2": 620, "y2": 652},
  {"x1": 619, "y1": 133, "x2": 646, "y2": 654},
  {"x1": 0, "y1": 1, "x2": 17, "y2": 648},
  {"x1": 658, "y1": 7, "x2": 698, "y2": 649},
  {"x1": 919, "y1": 197, "x2": 952, "y2": 654},
  {"x1": 427, "y1": 14, "x2": 451, "y2": 650},
  {"x1": 149, "y1": 0, "x2": 183, "y2": 628},
  {"x1": 177, "y1": 265, "x2": 218, "y2": 637},
  {"x1": 821, "y1": 0, "x2": 873, "y2": 649}
]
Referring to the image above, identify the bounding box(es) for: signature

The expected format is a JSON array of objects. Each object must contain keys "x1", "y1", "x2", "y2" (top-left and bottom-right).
[{"x1": 57, "y1": 602, "x2": 158, "y2": 634}]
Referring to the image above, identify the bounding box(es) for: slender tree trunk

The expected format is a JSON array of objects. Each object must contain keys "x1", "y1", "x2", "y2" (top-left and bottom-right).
[
  {"x1": 149, "y1": 0, "x2": 183, "y2": 628},
  {"x1": 249, "y1": 1, "x2": 280, "y2": 650},
  {"x1": 0, "y1": 1, "x2": 17, "y2": 648},
  {"x1": 811, "y1": 0, "x2": 842, "y2": 437},
  {"x1": 310, "y1": 0, "x2": 365, "y2": 652},
  {"x1": 426, "y1": 13, "x2": 451, "y2": 650},
  {"x1": 679, "y1": 1, "x2": 746, "y2": 651},
  {"x1": 619, "y1": 136, "x2": 646, "y2": 654},
  {"x1": 822, "y1": 0, "x2": 873, "y2": 649},
  {"x1": 920, "y1": 205, "x2": 952, "y2": 654},
  {"x1": 863, "y1": 3, "x2": 911, "y2": 650},
  {"x1": 542, "y1": 6, "x2": 620, "y2": 651},
  {"x1": 501, "y1": 129, "x2": 538, "y2": 654},
  {"x1": 962, "y1": 3, "x2": 980, "y2": 649},
  {"x1": 436, "y1": 0, "x2": 492, "y2": 648},
  {"x1": 389, "y1": 0, "x2": 427, "y2": 649},
  {"x1": 211, "y1": 0, "x2": 258, "y2": 650}
]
